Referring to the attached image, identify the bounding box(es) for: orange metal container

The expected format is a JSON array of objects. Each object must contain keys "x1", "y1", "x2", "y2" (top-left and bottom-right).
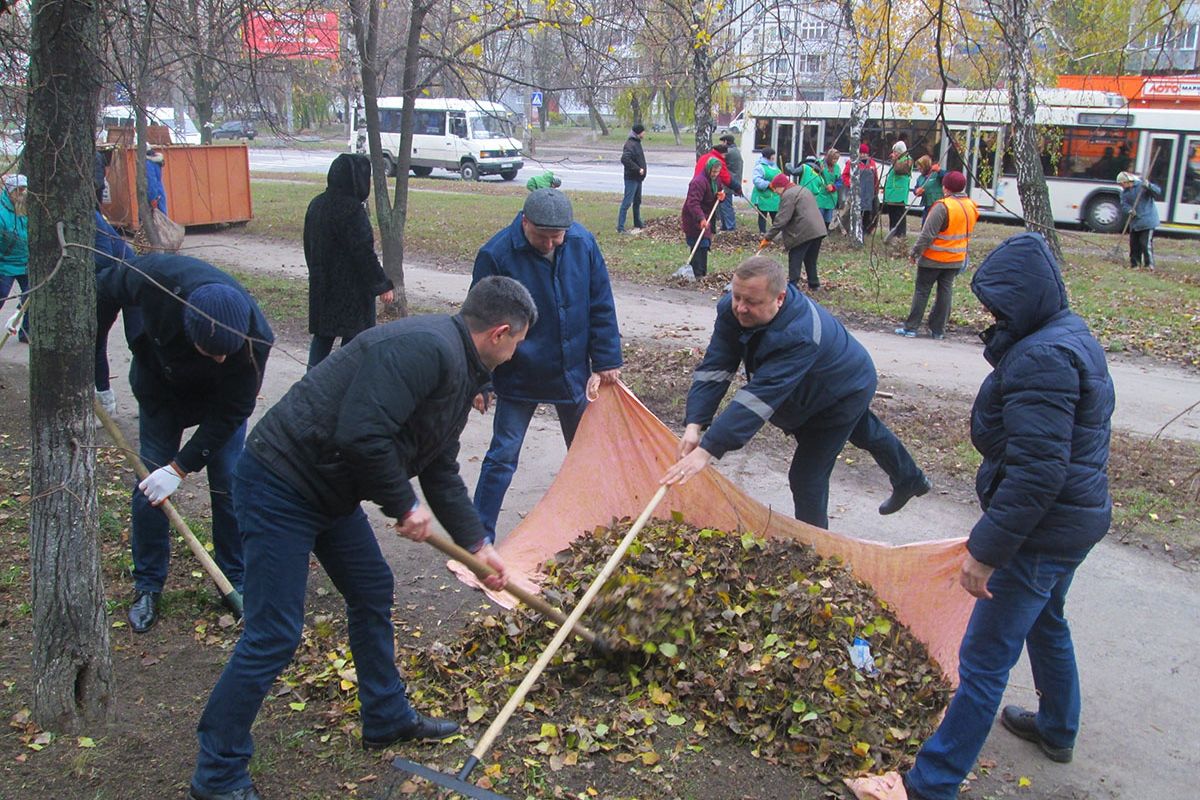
[{"x1": 102, "y1": 144, "x2": 253, "y2": 229}]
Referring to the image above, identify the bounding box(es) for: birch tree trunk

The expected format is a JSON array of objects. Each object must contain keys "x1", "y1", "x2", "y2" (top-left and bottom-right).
[
  {"x1": 25, "y1": 0, "x2": 113, "y2": 732},
  {"x1": 987, "y1": 0, "x2": 1065, "y2": 264}
]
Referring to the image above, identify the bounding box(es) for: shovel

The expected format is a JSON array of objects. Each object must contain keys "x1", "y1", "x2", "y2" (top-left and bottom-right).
[
  {"x1": 426, "y1": 532, "x2": 613, "y2": 656},
  {"x1": 93, "y1": 399, "x2": 244, "y2": 617},
  {"x1": 392, "y1": 484, "x2": 670, "y2": 799},
  {"x1": 673, "y1": 197, "x2": 721, "y2": 280}
]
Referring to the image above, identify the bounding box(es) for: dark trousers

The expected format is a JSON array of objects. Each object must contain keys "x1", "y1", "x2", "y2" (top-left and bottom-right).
[
  {"x1": 862, "y1": 207, "x2": 878, "y2": 235},
  {"x1": 618, "y1": 178, "x2": 643, "y2": 231},
  {"x1": 786, "y1": 237, "x2": 823, "y2": 289},
  {"x1": 787, "y1": 386, "x2": 924, "y2": 529},
  {"x1": 903, "y1": 266, "x2": 957, "y2": 336},
  {"x1": 131, "y1": 407, "x2": 246, "y2": 593},
  {"x1": 1129, "y1": 228, "x2": 1154, "y2": 268},
  {"x1": 95, "y1": 293, "x2": 143, "y2": 391},
  {"x1": 193, "y1": 453, "x2": 416, "y2": 794},
  {"x1": 883, "y1": 203, "x2": 908, "y2": 238},
  {"x1": 685, "y1": 236, "x2": 711, "y2": 278},
  {"x1": 756, "y1": 209, "x2": 776, "y2": 234},
  {"x1": 718, "y1": 193, "x2": 736, "y2": 231},
  {"x1": 308, "y1": 331, "x2": 358, "y2": 371},
  {"x1": 0, "y1": 273, "x2": 30, "y2": 340}
]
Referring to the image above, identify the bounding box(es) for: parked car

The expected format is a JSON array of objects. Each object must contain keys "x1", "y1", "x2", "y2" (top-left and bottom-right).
[{"x1": 212, "y1": 120, "x2": 257, "y2": 140}]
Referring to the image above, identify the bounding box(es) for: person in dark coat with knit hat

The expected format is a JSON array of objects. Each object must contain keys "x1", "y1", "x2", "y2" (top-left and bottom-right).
[
  {"x1": 471, "y1": 189, "x2": 623, "y2": 543},
  {"x1": 618, "y1": 124, "x2": 647, "y2": 233},
  {"x1": 759, "y1": 172, "x2": 827, "y2": 290},
  {"x1": 845, "y1": 232, "x2": 1115, "y2": 800},
  {"x1": 661, "y1": 256, "x2": 930, "y2": 529},
  {"x1": 682, "y1": 158, "x2": 725, "y2": 278},
  {"x1": 304, "y1": 153, "x2": 394, "y2": 369},
  {"x1": 97, "y1": 253, "x2": 274, "y2": 632}
]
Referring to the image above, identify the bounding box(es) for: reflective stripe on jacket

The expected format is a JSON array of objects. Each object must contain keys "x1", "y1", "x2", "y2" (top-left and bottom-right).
[{"x1": 922, "y1": 195, "x2": 979, "y2": 263}]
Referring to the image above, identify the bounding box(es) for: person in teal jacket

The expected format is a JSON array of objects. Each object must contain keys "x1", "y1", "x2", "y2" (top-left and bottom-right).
[
  {"x1": 0, "y1": 174, "x2": 30, "y2": 343},
  {"x1": 525, "y1": 170, "x2": 561, "y2": 192},
  {"x1": 750, "y1": 147, "x2": 782, "y2": 233},
  {"x1": 812, "y1": 148, "x2": 842, "y2": 227},
  {"x1": 882, "y1": 141, "x2": 913, "y2": 241}
]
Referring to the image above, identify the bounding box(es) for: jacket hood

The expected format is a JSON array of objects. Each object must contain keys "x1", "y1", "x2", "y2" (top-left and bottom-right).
[
  {"x1": 971, "y1": 232, "x2": 1068, "y2": 353},
  {"x1": 327, "y1": 153, "x2": 371, "y2": 202}
]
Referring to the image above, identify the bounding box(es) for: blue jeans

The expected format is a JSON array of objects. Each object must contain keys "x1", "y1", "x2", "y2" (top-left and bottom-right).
[
  {"x1": 0, "y1": 273, "x2": 30, "y2": 339},
  {"x1": 819, "y1": 207, "x2": 834, "y2": 226},
  {"x1": 618, "y1": 178, "x2": 643, "y2": 231},
  {"x1": 131, "y1": 408, "x2": 245, "y2": 593},
  {"x1": 906, "y1": 550, "x2": 1088, "y2": 800},
  {"x1": 193, "y1": 453, "x2": 416, "y2": 794},
  {"x1": 473, "y1": 396, "x2": 589, "y2": 542},
  {"x1": 787, "y1": 386, "x2": 923, "y2": 528},
  {"x1": 718, "y1": 193, "x2": 736, "y2": 230}
]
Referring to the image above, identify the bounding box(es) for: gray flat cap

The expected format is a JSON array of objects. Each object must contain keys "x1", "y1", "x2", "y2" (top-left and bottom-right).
[{"x1": 523, "y1": 188, "x2": 573, "y2": 230}]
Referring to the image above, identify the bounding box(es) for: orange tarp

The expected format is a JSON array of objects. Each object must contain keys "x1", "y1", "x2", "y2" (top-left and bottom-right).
[{"x1": 451, "y1": 384, "x2": 973, "y2": 681}]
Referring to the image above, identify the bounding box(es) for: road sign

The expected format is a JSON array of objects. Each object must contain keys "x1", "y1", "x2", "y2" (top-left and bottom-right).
[{"x1": 531, "y1": 91, "x2": 543, "y2": 108}]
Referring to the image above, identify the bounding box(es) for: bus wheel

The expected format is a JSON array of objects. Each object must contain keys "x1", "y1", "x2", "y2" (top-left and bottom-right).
[
  {"x1": 1084, "y1": 194, "x2": 1123, "y2": 234},
  {"x1": 411, "y1": 166, "x2": 433, "y2": 177},
  {"x1": 460, "y1": 161, "x2": 479, "y2": 181},
  {"x1": 381, "y1": 153, "x2": 397, "y2": 178},
  {"x1": 500, "y1": 169, "x2": 518, "y2": 181}
]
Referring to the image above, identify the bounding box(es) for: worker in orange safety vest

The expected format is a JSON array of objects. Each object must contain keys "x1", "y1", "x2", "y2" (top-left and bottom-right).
[{"x1": 894, "y1": 170, "x2": 978, "y2": 340}]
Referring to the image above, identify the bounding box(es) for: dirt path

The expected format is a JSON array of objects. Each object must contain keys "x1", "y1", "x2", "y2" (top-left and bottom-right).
[{"x1": 3, "y1": 228, "x2": 1195, "y2": 797}]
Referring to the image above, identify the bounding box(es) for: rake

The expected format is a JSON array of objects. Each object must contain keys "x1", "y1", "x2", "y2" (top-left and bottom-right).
[{"x1": 392, "y1": 484, "x2": 669, "y2": 799}]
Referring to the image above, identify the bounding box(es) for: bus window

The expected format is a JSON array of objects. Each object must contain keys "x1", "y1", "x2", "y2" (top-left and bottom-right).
[
  {"x1": 1148, "y1": 138, "x2": 1174, "y2": 196},
  {"x1": 754, "y1": 118, "x2": 772, "y2": 151},
  {"x1": 449, "y1": 114, "x2": 467, "y2": 138},
  {"x1": 379, "y1": 109, "x2": 403, "y2": 134},
  {"x1": 1182, "y1": 140, "x2": 1200, "y2": 204},
  {"x1": 1059, "y1": 128, "x2": 1138, "y2": 179},
  {"x1": 415, "y1": 109, "x2": 445, "y2": 136}
]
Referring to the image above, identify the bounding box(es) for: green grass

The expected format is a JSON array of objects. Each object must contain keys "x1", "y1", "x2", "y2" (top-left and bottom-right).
[
  {"x1": 245, "y1": 178, "x2": 1200, "y2": 366},
  {"x1": 227, "y1": 269, "x2": 309, "y2": 323}
]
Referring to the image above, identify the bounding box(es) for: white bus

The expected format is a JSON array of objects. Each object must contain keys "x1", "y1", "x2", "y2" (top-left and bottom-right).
[
  {"x1": 740, "y1": 89, "x2": 1200, "y2": 234},
  {"x1": 350, "y1": 97, "x2": 524, "y2": 182}
]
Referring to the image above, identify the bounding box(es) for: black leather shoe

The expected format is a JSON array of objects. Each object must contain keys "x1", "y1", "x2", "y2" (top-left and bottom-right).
[
  {"x1": 362, "y1": 712, "x2": 461, "y2": 750},
  {"x1": 1000, "y1": 705, "x2": 1073, "y2": 763},
  {"x1": 879, "y1": 475, "x2": 932, "y2": 515},
  {"x1": 188, "y1": 784, "x2": 263, "y2": 800},
  {"x1": 127, "y1": 591, "x2": 160, "y2": 633}
]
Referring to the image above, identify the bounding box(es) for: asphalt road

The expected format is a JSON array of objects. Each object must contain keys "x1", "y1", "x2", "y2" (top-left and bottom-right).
[{"x1": 247, "y1": 147, "x2": 698, "y2": 197}]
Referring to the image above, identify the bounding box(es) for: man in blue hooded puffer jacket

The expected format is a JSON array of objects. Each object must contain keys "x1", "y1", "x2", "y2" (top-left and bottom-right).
[{"x1": 848, "y1": 232, "x2": 1116, "y2": 800}]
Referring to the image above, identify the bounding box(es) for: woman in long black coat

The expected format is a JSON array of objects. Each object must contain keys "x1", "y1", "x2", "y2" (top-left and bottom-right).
[{"x1": 303, "y1": 153, "x2": 394, "y2": 369}]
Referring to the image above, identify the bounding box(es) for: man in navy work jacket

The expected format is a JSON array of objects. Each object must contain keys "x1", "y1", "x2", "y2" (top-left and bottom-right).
[
  {"x1": 97, "y1": 253, "x2": 273, "y2": 633},
  {"x1": 471, "y1": 188, "x2": 622, "y2": 543},
  {"x1": 846, "y1": 232, "x2": 1116, "y2": 800},
  {"x1": 660, "y1": 255, "x2": 929, "y2": 528},
  {"x1": 188, "y1": 277, "x2": 533, "y2": 800}
]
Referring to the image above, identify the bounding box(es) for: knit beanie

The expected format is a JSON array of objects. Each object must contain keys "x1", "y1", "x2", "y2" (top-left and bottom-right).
[
  {"x1": 769, "y1": 173, "x2": 791, "y2": 190},
  {"x1": 859, "y1": 143, "x2": 871, "y2": 155},
  {"x1": 942, "y1": 171, "x2": 967, "y2": 193},
  {"x1": 183, "y1": 283, "x2": 251, "y2": 356},
  {"x1": 892, "y1": 141, "x2": 907, "y2": 155},
  {"x1": 1115, "y1": 171, "x2": 1136, "y2": 184}
]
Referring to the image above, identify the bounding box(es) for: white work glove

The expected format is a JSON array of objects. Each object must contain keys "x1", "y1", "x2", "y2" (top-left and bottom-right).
[
  {"x1": 139, "y1": 464, "x2": 184, "y2": 506},
  {"x1": 96, "y1": 389, "x2": 117, "y2": 416},
  {"x1": 5, "y1": 312, "x2": 21, "y2": 336}
]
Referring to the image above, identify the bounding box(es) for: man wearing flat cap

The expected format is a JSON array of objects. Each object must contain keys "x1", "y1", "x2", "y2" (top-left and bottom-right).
[
  {"x1": 97, "y1": 253, "x2": 273, "y2": 631},
  {"x1": 470, "y1": 188, "x2": 622, "y2": 543}
]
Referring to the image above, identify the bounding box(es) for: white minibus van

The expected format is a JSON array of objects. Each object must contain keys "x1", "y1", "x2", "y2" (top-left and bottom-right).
[
  {"x1": 351, "y1": 97, "x2": 524, "y2": 181},
  {"x1": 100, "y1": 105, "x2": 202, "y2": 145}
]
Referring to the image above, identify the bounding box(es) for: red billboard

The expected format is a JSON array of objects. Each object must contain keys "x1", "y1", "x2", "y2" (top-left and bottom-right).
[{"x1": 244, "y1": 10, "x2": 339, "y2": 61}]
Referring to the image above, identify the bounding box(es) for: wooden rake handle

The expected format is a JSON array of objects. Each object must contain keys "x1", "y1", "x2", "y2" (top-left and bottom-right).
[
  {"x1": 93, "y1": 399, "x2": 242, "y2": 614},
  {"x1": 685, "y1": 197, "x2": 723, "y2": 264},
  {"x1": 465, "y1": 484, "x2": 669, "y2": 768},
  {"x1": 425, "y1": 533, "x2": 605, "y2": 648}
]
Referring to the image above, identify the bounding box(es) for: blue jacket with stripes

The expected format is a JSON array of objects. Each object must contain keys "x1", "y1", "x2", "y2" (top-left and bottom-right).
[{"x1": 685, "y1": 284, "x2": 876, "y2": 458}]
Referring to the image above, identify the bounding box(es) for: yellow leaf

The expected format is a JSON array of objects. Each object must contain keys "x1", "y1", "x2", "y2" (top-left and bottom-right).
[
  {"x1": 540, "y1": 722, "x2": 558, "y2": 738},
  {"x1": 640, "y1": 750, "x2": 660, "y2": 766},
  {"x1": 467, "y1": 705, "x2": 487, "y2": 723},
  {"x1": 1018, "y1": 776, "x2": 1032, "y2": 788},
  {"x1": 77, "y1": 737, "x2": 96, "y2": 748}
]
